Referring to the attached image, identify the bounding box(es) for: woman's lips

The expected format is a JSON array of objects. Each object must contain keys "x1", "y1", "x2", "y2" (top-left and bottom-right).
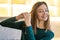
[
  {"x1": 41, "y1": 16, "x2": 47, "y2": 18},
  {"x1": 41, "y1": 16, "x2": 48, "y2": 21}
]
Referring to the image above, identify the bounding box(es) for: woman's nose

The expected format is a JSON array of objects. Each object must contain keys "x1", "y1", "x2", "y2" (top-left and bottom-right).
[{"x1": 43, "y1": 11, "x2": 46, "y2": 15}]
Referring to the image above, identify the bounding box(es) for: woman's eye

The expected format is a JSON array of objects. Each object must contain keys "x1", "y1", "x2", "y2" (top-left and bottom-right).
[
  {"x1": 39, "y1": 11, "x2": 43, "y2": 13},
  {"x1": 45, "y1": 10, "x2": 49, "y2": 12},
  {"x1": 38, "y1": 10, "x2": 49, "y2": 13}
]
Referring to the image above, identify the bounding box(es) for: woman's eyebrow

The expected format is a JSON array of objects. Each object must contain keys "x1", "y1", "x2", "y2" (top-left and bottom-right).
[
  {"x1": 38, "y1": 8, "x2": 48, "y2": 11},
  {"x1": 38, "y1": 9, "x2": 43, "y2": 11}
]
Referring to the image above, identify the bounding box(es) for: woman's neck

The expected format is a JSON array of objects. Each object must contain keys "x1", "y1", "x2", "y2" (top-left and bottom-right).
[{"x1": 37, "y1": 20, "x2": 45, "y2": 29}]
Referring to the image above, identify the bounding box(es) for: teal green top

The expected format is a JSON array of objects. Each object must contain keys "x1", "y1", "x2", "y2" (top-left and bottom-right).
[{"x1": 0, "y1": 17, "x2": 54, "y2": 40}]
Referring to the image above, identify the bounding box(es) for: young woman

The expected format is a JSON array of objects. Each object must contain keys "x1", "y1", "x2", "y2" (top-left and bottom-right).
[{"x1": 0, "y1": 2, "x2": 54, "y2": 40}]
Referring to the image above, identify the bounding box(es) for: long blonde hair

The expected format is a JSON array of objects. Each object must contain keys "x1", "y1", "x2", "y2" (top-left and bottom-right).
[{"x1": 30, "y1": 2, "x2": 51, "y2": 34}]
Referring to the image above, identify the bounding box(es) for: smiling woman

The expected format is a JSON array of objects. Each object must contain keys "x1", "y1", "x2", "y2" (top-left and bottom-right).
[
  {"x1": 0, "y1": 2, "x2": 54, "y2": 40},
  {"x1": 0, "y1": 0, "x2": 60, "y2": 40}
]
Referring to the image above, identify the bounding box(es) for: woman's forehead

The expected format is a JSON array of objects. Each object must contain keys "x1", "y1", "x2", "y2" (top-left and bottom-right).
[{"x1": 37, "y1": 4, "x2": 48, "y2": 10}]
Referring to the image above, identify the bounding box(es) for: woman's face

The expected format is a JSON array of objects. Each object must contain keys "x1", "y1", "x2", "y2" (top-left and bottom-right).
[{"x1": 36, "y1": 4, "x2": 49, "y2": 21}]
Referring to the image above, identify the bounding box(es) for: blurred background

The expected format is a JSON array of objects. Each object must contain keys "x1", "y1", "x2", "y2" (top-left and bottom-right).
[{"x1": 0, "y1": 0, "x2": 60, "y2": 40}]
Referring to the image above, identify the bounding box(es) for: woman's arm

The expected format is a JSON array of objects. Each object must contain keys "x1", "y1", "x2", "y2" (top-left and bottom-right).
[
  {"x1": 40, "y1": 30, "x2": 54, "y2": 40},
  {"x1": 0, "y1": 17, "x2": 26, "y2": 30},
  {"x1": 25, "y1": 26, "x2": 36, "y2": 40},
  {"x1": 40, "y1": 36, "x2": 54, "y2": 40},
  {"x1": 21, "y1": 12, "x2": 36, "y2": 40}
]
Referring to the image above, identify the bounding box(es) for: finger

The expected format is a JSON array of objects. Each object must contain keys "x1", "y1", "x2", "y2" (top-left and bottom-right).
[{"x1": 23, "y1": 12, "x2": 28, "y2": 17}]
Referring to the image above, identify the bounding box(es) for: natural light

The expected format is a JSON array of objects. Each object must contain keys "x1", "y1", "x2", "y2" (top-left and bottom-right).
[{"x1": 0, "y1": 0, "x2": 60, "y2": 40}]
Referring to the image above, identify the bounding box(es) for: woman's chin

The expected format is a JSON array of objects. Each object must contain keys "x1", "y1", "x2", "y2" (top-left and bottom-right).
[{"x1": 43, "y1": 19, "x2": 47, "y2": 21}]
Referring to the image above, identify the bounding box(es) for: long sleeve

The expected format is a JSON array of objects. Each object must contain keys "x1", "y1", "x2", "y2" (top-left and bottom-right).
[
  {"x1": 0, "y1": 17, "x2": 26, "y2": 30},
  {"x1": 40, "y1": 30, "x2": 54, "y2": 40},
  {"x1": 25, "y1": 26, "x2": 36, "y2": 40},
  {"x1": 40, "y1": 37, "x2": 52, "y2": 40}
]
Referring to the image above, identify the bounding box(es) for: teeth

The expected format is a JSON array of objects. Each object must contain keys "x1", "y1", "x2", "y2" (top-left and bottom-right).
[{"x1": 41, "y1": 16, "x2": 46, "y2": 18}]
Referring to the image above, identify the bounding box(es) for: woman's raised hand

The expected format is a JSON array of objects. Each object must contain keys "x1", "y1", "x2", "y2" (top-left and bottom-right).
[
  {"x1": 16, "y1": 13, "x2": 24, "y2": 20},
  {"x1": 23, "y1": 12, "x2": 31, "y2": 27},
  {"x1": 16, "y1": 12, "x2": 31, "y2": 27}
]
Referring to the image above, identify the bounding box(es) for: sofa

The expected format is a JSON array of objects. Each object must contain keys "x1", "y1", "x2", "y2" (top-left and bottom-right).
[{"x1": 0, "y1": 17, "x2": 60, "y2": 40}]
